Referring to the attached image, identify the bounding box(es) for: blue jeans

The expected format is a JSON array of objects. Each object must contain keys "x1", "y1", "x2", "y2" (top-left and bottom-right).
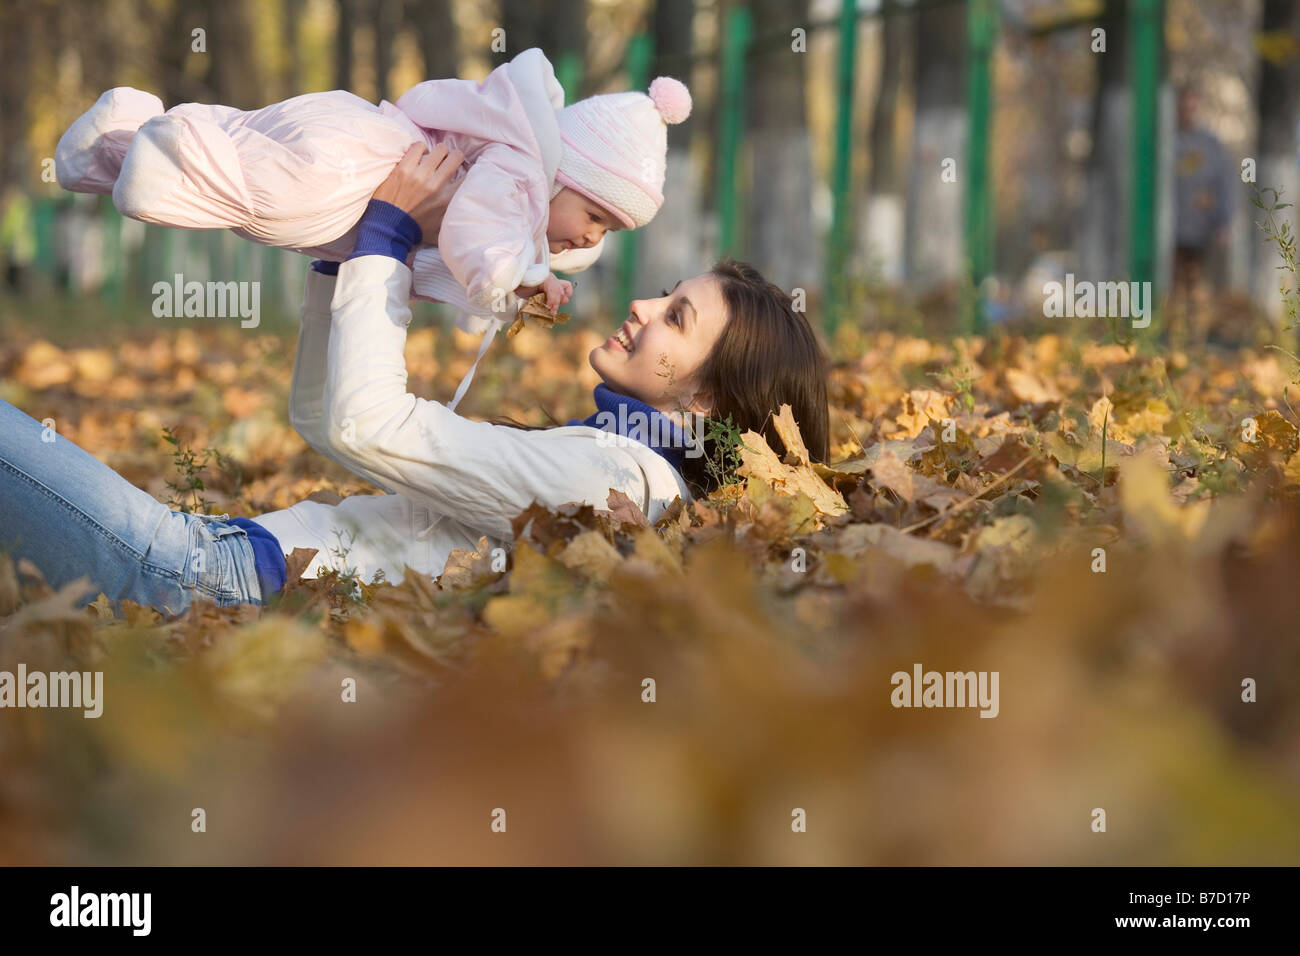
[{"x1": 0, "y1": 398, "x2": 262, "y2": 614}]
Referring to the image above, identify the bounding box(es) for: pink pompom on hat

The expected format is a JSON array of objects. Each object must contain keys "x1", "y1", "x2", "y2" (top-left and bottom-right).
[{"x1": 554, "y1": 75, "x2": 692, "y2": 230}]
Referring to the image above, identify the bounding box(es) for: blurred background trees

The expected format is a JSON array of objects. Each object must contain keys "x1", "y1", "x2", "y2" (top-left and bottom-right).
[{"x1": 1, "y1": 0, "x2": 1298, "y2": 342}]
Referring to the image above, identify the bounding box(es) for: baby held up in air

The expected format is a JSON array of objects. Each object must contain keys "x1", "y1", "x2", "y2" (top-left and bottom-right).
[{"x1": 56, "y1": 47, "x2": 691, "y2": 336}]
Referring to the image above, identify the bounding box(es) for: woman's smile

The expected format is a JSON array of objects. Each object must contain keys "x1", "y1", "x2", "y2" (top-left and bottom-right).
[{"x1": 608, "y1": 323, "x2": 635, "y2": 353}]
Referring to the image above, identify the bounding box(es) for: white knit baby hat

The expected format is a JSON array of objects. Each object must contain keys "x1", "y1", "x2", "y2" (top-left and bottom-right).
[{"x1": 554, "y1": 76, "x2": 692, "y2": 229}]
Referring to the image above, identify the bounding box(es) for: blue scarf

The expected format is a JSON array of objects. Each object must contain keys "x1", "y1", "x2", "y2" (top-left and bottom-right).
[{"x1": 566, "y1": 384, "x2": 693, "y2": 473}]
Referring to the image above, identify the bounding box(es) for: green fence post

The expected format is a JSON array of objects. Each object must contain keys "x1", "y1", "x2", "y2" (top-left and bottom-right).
[
  {"x1": 716, "y1": 3, "x2": 752, "y2": 259},
  {"x1": 555, "y1": 50, "x2": 584, "y2": 104},
  {"x1": 616, "y1": 32, "x2": 653, "y2": 310},
  {"x1": 966, "y1": 0, "x2": 997, "y2": 333},
  {"x1": 1129, "y1": 0, "x2": 1163, "y2": 291},
  {"x1": 826, "y1": 0, "x2": 859, "y2": 336},
  {"x1": 33, "y1": 198, "x2": 56, "y2": 283}
]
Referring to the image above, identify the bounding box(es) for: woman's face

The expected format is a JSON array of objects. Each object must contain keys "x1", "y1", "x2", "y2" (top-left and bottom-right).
[{"x1": 588, "y1": 273, "x2": 728, "y2": 417}]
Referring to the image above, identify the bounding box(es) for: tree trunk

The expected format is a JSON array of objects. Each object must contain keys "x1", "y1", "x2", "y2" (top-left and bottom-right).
[
  {"x1": 494, "y1": 0, "x2": 545, "y2": 63},
  {"x1": 405, "y1": 0, "x2": 458, "y2": 81},
  {"x1": 742, "y1": 0, "x2": 816, "y2": 289},
  {"x1": 904, "y1": 0, "x2": 965, "y2": 287},
  {"x1": 493, "y1": 0, "x2": 586, "y2": 66},
  {"x1": 0, "y1": 1, "x2": 34, "y2": 188},
  {"x1": 1251, "y1": 0, "x2": 1300, "y2": 318},
  {"x1": 865, "y1": 1, "x2": 908, "y2": 284},
  {"x1": 638, "y1": 0, "x2": 700, "y2": 292},
  {"x1": 157, "y1": 0, "x2": 206, "y2": 107},
  {"x1": 335, "y1": 0, "x2": 356, "y2": 92},
  {"x1": 373, "y1": 0, "x2": 399, "y2": 102},
  {"x1": 1076, "y1": 0, "x2": 1128, "y2": 284},
  {"x1": 206, "y1": 0, "x2": 263, "y2": 106},
  {"x1": 283, "y1": 0, "x2": 305, "y2": 97}
]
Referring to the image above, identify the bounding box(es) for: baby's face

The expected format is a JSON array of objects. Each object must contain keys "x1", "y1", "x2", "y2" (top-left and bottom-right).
[{"x1": 548, "y1": 187, "x2": 620, "y2": 254}]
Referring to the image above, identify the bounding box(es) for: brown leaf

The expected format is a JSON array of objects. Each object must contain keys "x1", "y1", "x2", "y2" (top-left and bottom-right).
[
  {"x1": 437, "y1": 536, "x2": 503, "y2": 590},
  {"x1": 869, "y1": 449, "x2": 917, "y2": 502},
  {"x1": 508, "y1": 293, "x2": 571, "y2": 338},
  {"x1": 284, "y1": 548, "x2": 320, "y2": 585},
  {"x1": 556, "y1": 531, "x2": 623, "y2": 582},
  {"x1": 603, "y1": 489, "x2": 651, "y2": 530},
  {"x1": 771, "y1": 404, "x2": 811, "y2": 465},
  {"x1": 511, "y1": 501, "x2": 601, "y2": 549},
  {"x1": 737, "y1": 419, "x2": 846, "y2": 519}
]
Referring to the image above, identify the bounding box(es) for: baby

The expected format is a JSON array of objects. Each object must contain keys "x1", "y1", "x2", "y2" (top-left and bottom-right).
[{"x1": 55, "y1": 47, "x2": 691, "y2": 323}]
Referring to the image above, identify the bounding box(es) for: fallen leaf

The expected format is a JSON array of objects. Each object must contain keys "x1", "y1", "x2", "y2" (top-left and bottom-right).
[{"x1": 737, "y1": 407, "x2": 847, "y2": 518}]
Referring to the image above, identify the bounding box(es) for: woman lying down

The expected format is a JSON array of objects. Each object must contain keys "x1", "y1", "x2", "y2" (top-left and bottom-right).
[{"x1": 0, "y1": 147, "x2": 829, "y2": 615}]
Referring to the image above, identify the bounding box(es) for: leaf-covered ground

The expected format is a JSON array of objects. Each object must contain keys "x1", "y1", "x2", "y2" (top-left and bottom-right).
[{"x1": 2, "y1": 303, "x2": 1300, "y2": 864}]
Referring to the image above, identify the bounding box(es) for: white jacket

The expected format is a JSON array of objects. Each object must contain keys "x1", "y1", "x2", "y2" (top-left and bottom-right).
[{"x1": 251, "y1": 258, "x2": 691, "y2": 583}]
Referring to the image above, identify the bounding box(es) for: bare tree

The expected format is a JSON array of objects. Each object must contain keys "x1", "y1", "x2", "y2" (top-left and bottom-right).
[
  {"x1": 0, "y1": 1, "x2": 35, "y2": 189},
  {"x1": 747, "y1": 0, "x2": 818, "y2": 290},
  {"x1": 638, "y1": 0, "x2": 700, "y2": 292},
  {"x1": 335, "y1": 0, "x2": 356, "y2": 91},
  {"x1": 156, "y1": 0, "x2": 208, "y2": 107},
  {"x1": 866, "y1": 1, "x2": 910, "y2": 283},
  {"x1": 204, "y1": 0, "x2": 264, "y2": 106},
  {"x1": 1251, "y1": 0, "x2": 1300, "y2": 316},
  {"x1": 904, "y1": 0, "x2": 966, "y2": 287},
  {"x1": 374, "y1": 0, "x2": 400, "y2": 102},
  {"x1": 283, "y1": 0, "x2": 305, "y2": 97},
  {"x1": 1076, "y1": 0, "x2": 1129, "y2": 285},
  {"x1": 404, "y1": 0, "x2": 459, "y2": 82},
  {"x1": 493, "y1": 0, "x2": 586, "y2": 65}
]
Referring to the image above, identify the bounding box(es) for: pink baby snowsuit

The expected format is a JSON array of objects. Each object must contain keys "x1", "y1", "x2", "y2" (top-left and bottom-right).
[{"x1": 56, "y1": 47, "x2": 600, "y2": 408}]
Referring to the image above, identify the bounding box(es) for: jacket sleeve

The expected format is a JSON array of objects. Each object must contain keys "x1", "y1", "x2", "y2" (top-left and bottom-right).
[
  {"x1": 436, "y1": 144, "x2": 545, "y2": 311},
  {"x1": 288, "y1": 266, "x2": 338, "y2": 460},
  {"x1": 320, "y1": 254, "x2": 657, "y2": 539}
]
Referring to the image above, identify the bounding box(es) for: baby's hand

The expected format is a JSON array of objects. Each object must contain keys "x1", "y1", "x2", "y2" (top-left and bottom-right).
[
  {"x1": 541, "y1": 274, "x2": 573, "y2": 312},
  {"x1": 514, "y1": 274, "x2": 572, "y2": 312}
]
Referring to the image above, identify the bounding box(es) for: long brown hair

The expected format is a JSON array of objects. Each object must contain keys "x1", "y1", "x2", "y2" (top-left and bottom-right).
[{"x1": 678, "y1": 258, "x2": 830, "y2": 496}]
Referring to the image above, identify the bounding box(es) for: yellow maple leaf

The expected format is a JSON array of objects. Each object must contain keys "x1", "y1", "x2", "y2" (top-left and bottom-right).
[{"x1": 736, "y1": 405, "x2": 846, "y2": 518}]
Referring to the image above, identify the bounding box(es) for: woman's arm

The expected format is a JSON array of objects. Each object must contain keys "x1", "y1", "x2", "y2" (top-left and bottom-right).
[
  {"x1": 287, "y1": 264, "x2": 339, "y2": 460},
  {"x1": 291, "y1": 145, "x2": 462, "y2": 473},
  {"x1": 322, "y1": 255, "x2": 661, "y2": 538},
  {"x1": 316, "y1": 149, "x2": 660, "y2": 537}
]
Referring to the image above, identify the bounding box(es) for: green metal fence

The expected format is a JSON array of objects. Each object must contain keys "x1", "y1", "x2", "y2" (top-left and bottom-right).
[
  {"x1": 10, "y1": 1, "x2": 1165, "y2": 339},
  {"x1": 14, "y1": 194, "x2": 305, "y2": 323}
]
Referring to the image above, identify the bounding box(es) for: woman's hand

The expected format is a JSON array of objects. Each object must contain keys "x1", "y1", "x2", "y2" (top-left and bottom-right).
[{"x1": 372, "y1": 143, "x2": 465, "y2": 243}]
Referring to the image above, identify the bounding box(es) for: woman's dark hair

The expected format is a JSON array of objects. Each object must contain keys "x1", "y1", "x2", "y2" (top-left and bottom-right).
[
  {"x1": 490, "y1": 259, "x2": 831, "y2": 499},
  {"x1": 678, "y1": 258, "x2": 830, "y2": 497}
]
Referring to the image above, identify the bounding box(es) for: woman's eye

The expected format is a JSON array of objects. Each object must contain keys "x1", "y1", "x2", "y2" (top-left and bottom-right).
[{"x1": 659, "y1": 288, "x2": 670, "y2": 297}]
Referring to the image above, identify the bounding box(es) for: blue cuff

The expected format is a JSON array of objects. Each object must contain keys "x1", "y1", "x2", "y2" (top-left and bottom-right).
[
  {"x1": 346, "y1": 199, "x2": 422, "y2": 264},
  {"x1": 311, "y1": 260, "x2": 340, "y2": 275},
  {"x1": 227, "y1": 517, "x2": 287, "y2": 599}
]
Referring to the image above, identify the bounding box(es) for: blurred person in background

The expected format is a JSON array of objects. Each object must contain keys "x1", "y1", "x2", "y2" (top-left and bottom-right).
[
  {"x1": 0, "y1": 185, "x2": 35, "y2": 296},
  {"x1": 1171, "y1": 84, "x2": 1231, "y2": 347},
  {"x1": 51, "y1": 193, "x2": 106, "y2": 295}
]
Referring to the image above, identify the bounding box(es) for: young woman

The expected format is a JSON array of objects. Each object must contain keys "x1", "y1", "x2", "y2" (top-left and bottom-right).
[{"x1": 0, "y1": 146, "x2": 829, "y2": 616}]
